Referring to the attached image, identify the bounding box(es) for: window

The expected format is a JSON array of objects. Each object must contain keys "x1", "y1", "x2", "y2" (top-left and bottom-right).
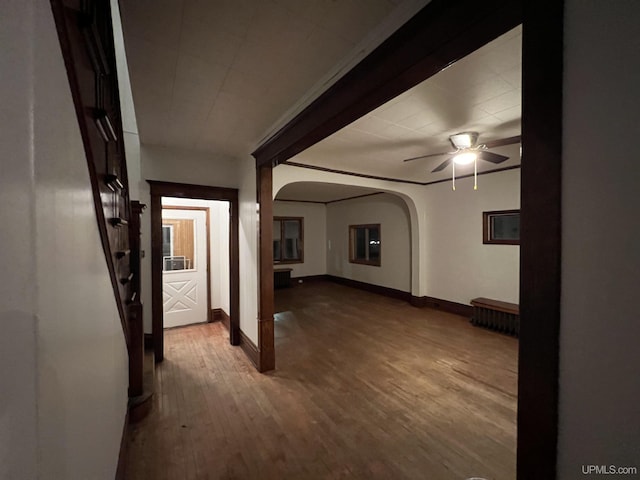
[
  {"x1": 349, "y1": 224, "x2": 381, "y2": 266},
  {"x1": 483, "y1": 209, "x2": 520, "y2": 245},
  {"x1": 162, "y1": 218, "x2": 195, "y2": 271},
  {"x1": 162, "y1": 225, "x2": 173, "y2": 257},
  {"x1": 273, "y1": 217, "x2": 303, "y2": 263}
]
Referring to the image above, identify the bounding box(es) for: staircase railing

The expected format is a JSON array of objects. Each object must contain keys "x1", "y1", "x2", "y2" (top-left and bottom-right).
[{"x1": 51, "y1": 0, "x2": 147, "y2": 411}]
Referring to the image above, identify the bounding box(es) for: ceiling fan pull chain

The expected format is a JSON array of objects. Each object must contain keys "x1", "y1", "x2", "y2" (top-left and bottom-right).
[
  {"x1": 474, "y1": 157, "x2": 478, "y2": 190},
  {"x1": 452, "y1": 161, "x2": 456, "y2": 191}
]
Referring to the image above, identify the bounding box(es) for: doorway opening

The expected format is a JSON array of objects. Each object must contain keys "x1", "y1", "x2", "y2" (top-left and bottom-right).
[
  {"x1": 149, "y1": 181, "x2": 240, "y2": 362},
  {"x1": 253, "y1": 1, "x2": 563, "y2": 477},
  {"x1": 161, "y1": 198, "x2": 231, "y2": 331}
]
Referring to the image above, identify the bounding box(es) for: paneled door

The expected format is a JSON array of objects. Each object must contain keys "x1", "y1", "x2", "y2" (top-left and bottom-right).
[{"x1": 162, "y1": 209, "x2": 207, "y2": 328}]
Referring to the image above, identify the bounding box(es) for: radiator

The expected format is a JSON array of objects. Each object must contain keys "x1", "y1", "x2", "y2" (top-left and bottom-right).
[{"x1": 471, "y1": 297, "x2": 519, "y2": 337}]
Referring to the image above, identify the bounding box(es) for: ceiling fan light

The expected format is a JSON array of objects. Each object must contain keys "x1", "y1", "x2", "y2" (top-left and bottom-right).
[
  {"x1": 453, "y1": 151, "x2": 477, "y2": 165},
  {"x1": 450, "y1": 131, "x2": 478, "y2": 149}
]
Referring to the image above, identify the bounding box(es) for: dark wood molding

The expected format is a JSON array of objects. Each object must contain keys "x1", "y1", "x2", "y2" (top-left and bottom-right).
[
  {"x1": 275, "y1": 198, "x2": 326, "y2": 205},
  {"x1": 253, "y1": 0, "x2": 521, "y2": 167},
  {"x1": 148, "y1": 181, "x2": 240, "y2": 361},
  {"x1": 324, "y1": 276, "x2": 472, "y2": 318},
  {"x1": 420, "y1": 296, "x2": 473, "y2": 318},
  {"x1": 229, "y1": 198, "x2": 240, "y2": 345},
  {"x1": 212, "y1": 308, "x2": 230, "y2": 331},
  {"x1": 423, "y1": 165, "x2": 521, "y2": 187},
  {"x1": 285, "y1": 161, "x2": 521, "y2": 187},
  {"x1": 517, "y1": 1, "x2": 563, "y2": 478},
  {"x1": 284, "y1": 161, "x2": 425, "y2": 185},
  {"x1": 239, "y1": 330, "x2": 260, "y2": 370},
  {"x1": 144, "y1": 333, "x2": 153, "y2": 350},
  {"x1": 147, "y1": 181, "x2": 239, "y2": 201},
  {"x1": 325, "y1": 192, "x2": 386, "y2": 204},
  {"x1": 291, "y1": 274, "x2": 330, "y2": 283},
  {"x1": 149, "y1": 191, "x2": 163, "y2": 360},
  {"x1": 115, "y1": 410, "x2": 129, "y2": 480},
  {"x1": 257, "y1": 166, "x2": 275, "y2": 372},
  {"x1": 127, "y1": 302, "x2": 144, "y2": 398},
  {"x1": 326, "y1": 275, "x2": 411, "y2": 303},
  {"x1": 275, "y1": 192, "x2": 386, "y2": 206}
]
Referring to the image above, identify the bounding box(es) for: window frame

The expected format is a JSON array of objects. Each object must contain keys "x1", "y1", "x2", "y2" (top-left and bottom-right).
[
  {"x1": 483, "y1": 209, "x2": 520, "y2": 245},
  {"x1": 273, "y1": 216, "x2": 304, "y2": 264},
  {"x1": 349, "y1": 224, "x2": 381, "y2": 266}
]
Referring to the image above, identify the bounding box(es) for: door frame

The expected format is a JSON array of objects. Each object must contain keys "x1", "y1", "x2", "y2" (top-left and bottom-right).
[
  {"x1": 162, "y1": 206, "x2": 212, "y2": 326},
  {"x1": 149, "y1": 181, "x2": 240, "y2": 361},
  {"x1": 252, "y1": 0, "x2": 563, "y2": 478}
]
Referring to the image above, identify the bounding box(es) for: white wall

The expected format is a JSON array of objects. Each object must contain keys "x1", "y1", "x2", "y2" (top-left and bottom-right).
[
  {"x1": 140, "y1": 146, "x2": 258, "y2": 343},
  {"x1": 0, "y1": 2, "x2": 128, "y2": 478},
  {"x1": 421, "y1": 169, "x2": 520, "y2": 304},
  {"x1": 273, "y1": 201, "x2": 327, "y2": 278},
  {"x1": 274, "y1": 164, "x2": 425, "y2": 293},
  {"x1": 111, "y1": 0, "x2": 141, "y2": 200},
  {"x1": 211, "y1": 202, "x2": 230, "y2": 314},
  {"x1": 558, "y1": 1, "x2": 640, "y2": 476},
  {"x1": 161, "y1": 198, "x2": 231, "y2": 315},
  {"x1": 237, "y1": 157, "x2": 259, "y2": 343},
  {"x1": 326, "y1": 193, "x2": 412, "y2": 292},
  {"x1": 274, "y1": 164, "x2": 520, "y2": 305}
]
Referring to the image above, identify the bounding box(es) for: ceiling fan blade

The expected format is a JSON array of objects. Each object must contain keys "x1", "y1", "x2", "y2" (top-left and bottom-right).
[
  {"x1": 432, "y1": 157, "x2": 453, "y2": 173},
  {"x1": 402, "y1": 151, "x2": 450, "y2": 163},
  {"x1": 478, "y1": 151, "x2": 509, "y2": 164},
  {"x1": 484, "y1": 135, "x2": 521, "y2": 149}
]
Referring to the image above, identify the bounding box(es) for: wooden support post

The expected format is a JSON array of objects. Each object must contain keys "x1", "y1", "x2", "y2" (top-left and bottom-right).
[{"x1": 257, "y1": 164, "x2": 275, "y2": 372}]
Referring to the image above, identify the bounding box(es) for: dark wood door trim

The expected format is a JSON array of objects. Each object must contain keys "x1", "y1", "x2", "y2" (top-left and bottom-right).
[
  {"x1": 148, "y1": 181, "x2": 240, "y2": 361},
  {"x1": 252, "y1": 0, "x2": 564, "y2": 477},
  {"x1": 257, "y1": 166, "x2": 275, "y2": 372},
  {"x1": 517, "y1": 2, "x2": 563, "y2": 478}
]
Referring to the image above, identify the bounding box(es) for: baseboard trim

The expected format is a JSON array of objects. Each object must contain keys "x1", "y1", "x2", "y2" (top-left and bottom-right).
[
  {"x1": 239, "y1": 329, "x2": 259, "y2": 370},
  {"x1": 326, "y1": 275, "x2": 411, "y2": 302},
  {"x1": 413, "y1": 295, "x2": 473, "y2": 318},
  {"x1": 323, "y1": 275, "x2": 472, "y2": 318},
  {"x1": 291, "y1": 274, "x2": 330, "y2": 283},
  {"x1": 213, "y1": 308, "x2": 230, "y2": 331},
  {"x1": 115, "y1": 409, "x2": 129, "y2": 480},
  {"x1": 143, "y1": 333, "x2": 153, "y2": 350}
]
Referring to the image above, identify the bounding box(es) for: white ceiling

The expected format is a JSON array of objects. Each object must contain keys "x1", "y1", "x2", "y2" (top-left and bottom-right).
[
  {"x1": 120, "y1": 0, "x2": 429, "y2": 157},
  {"x1": 120, "y1": 2, "x2": 521, "y2": 200},
  {"x1": 287, "y1": 25, "x2": 522, "y2": 184}
]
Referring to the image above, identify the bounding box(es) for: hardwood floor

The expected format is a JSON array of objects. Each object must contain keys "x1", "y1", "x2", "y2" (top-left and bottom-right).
[{"x1": 124, "y1": 281, "x2": 517, "y2": 480}]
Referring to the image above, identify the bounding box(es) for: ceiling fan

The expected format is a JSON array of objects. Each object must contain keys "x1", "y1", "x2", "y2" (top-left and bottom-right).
[{"x1": 402, "y1": 131, "x2": 521, "y2": 190}]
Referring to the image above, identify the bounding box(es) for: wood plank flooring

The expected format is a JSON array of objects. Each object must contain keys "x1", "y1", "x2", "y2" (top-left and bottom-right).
[{"x1": 124, "y1": 281, "x2": 517, "y2": 480}]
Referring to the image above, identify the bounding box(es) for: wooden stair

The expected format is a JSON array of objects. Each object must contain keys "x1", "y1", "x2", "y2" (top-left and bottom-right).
[{"x1": 51, "y1": 0, "x2": 152, "y2": 422}]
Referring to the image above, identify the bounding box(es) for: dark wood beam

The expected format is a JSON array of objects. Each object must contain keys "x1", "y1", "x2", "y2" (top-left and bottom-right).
[
  {"x1": 517, "y1": 1, "x2": 563, "y2": 478},
  {"x1": 252, "y1": 0, "x2": 522, "y2": 167}
]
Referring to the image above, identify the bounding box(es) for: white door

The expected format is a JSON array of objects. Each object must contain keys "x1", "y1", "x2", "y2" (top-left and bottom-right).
[{"x1": 162, "y1": 209, "x2": 207, "y2": 328}]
